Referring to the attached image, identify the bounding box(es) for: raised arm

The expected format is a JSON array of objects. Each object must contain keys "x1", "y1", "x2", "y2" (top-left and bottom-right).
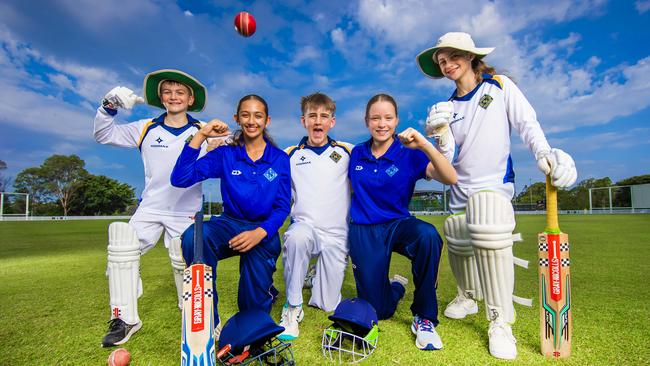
[{"x1": 93, "y1": 87, "x2": 147, "y2": 147}]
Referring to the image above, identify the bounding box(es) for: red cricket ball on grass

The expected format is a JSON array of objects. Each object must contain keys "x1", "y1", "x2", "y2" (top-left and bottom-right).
[
  {"x1": 107, "y1": 348, "x2": 130, "y2": 366},
  {"x1": 234, "y1": 11, "x2": 256, "y2": 37}
]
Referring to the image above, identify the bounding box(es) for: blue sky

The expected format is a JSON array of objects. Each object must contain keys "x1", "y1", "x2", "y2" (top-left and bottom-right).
[{"x1": 1, "y1": 0, "x2": 649, "y2": 200}]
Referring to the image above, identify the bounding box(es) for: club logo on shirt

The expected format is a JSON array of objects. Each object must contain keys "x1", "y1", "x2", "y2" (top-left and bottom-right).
[
  {"x1": 231, "y1": 170, "x2": 242, "y2": 175},
  {"x1": 451, "y1": 112, "x2": 464, "y2": 124},
  {"x1": 264, "y1": 168, "x2": 278, "y2": 182},
  {"x1": 355, "y1": 165, "x2": 363, "y2": 171},
  {"x1": 479, "y1": 94, "x2": 493, "y2": 109},
  {"x1": 185, "y1": 135, "x2": 194, "y2": 143},
  {"x1": 150, "y1": 136, "x2": 168, "y2": 148},
  {"x1": 386, "y1": 164, "x2": 399, "y2": 177},
  {"x1": 296, "y1": 155, "x2": 311, "y2": 166},
  {"x1": 329, "y1": 151, "x2": 342, "y2": 163}
]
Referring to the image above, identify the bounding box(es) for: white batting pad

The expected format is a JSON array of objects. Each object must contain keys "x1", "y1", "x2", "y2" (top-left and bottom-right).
[
  {"x1": 444, "y1": 214, "x2": 482, "y2": 301},
  {"x1": 107, "y1": 222, "x2": 142, "y2": 325},
  {"x1": 169, "y1": 236, "x2": 185, "y2": 309},
  {"x1": 466, "y1": 191, "x2": 517, "y2": 323}
]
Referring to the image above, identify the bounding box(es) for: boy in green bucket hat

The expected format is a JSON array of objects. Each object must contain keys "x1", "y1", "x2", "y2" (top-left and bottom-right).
[{"x1": 94, "y1": 69, "x2": 227, "y2": 347}]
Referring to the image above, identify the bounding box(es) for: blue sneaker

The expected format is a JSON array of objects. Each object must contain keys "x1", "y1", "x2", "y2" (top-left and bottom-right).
[{"x1": 411, "y1": 315, "x2": 443, "y2": 350}]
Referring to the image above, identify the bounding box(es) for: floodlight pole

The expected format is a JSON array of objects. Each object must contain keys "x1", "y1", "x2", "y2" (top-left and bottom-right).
[
  {"x1": 1, "y1": 192, "x2": 4, "y2": 221},
  {"x1": 25, "y1": 194, "x2": 29, "y2": 219},
  {"x1": 588, "y1": 188, "x2": 593, "y2": 214}
]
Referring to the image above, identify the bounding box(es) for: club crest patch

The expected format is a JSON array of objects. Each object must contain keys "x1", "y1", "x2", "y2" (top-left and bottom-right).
[
  {"x1": 185, "y1": 135, "x2": 193, "y2": 143},
  {"x1": 329, "y1": 151, "x2": 342, "y2": 163},
  {"x1": 264, "y1": 168, "x2": 278, "y2": 182},
  {"x1": 386, "y1": 165, "x2": 399, "y2": 177},
  {"x1": 479, "y1": 94, "x2": 493, "y2": 109}
]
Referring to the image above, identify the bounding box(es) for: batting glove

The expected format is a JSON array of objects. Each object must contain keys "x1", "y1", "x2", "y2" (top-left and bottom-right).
[
  {"x1": 102, "y1": 86, "x2": 145, "y2": 110},
  {"x1": 425, "y1": 102, "x2": 455, "y2": 161},
  {"x1": 536, "y1": 148, "x2": 577, "y2": 188},
  {"x1": 425, "y1": 101, "x2": 454, "y2": 139}
]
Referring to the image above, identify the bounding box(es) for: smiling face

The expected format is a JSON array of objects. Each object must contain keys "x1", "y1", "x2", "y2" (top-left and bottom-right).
[
  {"x1": 159, "y1": 81, "x2": 194, "y2": 114},
  {"x1": 301, "y1": 105, "x2": 335, "y2": 147},
  {"x1": 234, "y1": 98, "x2": 270, "y2": 141},
  {"x1": 365, "y1": 100, "x2": 398, "y2": 144},
  {"x1": 436, "y1": 48, "x2": 475, "y2": 82}
]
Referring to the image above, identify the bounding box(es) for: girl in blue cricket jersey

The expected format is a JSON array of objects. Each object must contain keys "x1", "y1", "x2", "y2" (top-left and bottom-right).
[
  {"x1": 171, "y1": 94, "x2": 291, "y2": 335},
  {"x1": 348, "y1": 94, "x2": 456, "y2": 351}
]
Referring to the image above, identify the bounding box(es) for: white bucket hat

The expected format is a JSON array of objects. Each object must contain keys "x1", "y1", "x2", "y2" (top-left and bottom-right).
[{"x1": 416, "y1": 32, "x2": 495, "y2": 79}]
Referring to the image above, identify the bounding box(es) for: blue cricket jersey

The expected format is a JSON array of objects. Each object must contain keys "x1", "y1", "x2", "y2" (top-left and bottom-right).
[
  {"x1": 348, "y1": 137, "x2": 430, "y2": 225},
  {"x1": 171, "y1": 141, "x2": 291, "y2": 235}
]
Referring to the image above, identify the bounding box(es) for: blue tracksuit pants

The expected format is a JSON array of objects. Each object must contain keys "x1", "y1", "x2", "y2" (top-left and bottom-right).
[
  {"x1": 348, "y1": 216, "x2": 443, "y2": 323},
  {"x1": 181, "y1": 214, "x2": 281, "y2": 323}
]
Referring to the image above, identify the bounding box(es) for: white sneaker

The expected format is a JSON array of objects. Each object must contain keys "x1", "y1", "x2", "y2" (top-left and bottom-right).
[
  {"x1": 278, "y1": 303, "x2": 304, "y2": 341},
  {"x1": 488, "y1": 321, "x2": 517, "y2": 360},
  {"x1": 411, "y1": 315, "x2": 443, "y2": 350},
  {"x1": 444, "y1": 294, "x2": 478, "y2": 319}
]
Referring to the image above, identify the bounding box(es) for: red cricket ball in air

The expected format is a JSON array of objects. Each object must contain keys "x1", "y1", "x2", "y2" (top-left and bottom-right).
[{"x1": 234, "y1": 12, "x2": 256, "y2": 37}]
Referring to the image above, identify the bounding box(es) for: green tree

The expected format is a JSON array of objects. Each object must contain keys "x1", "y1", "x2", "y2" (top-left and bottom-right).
[
  {"x1": 14, "y1": 155, "x2": 88, "y2": 216},
  {"x1": 0, "y1": 160, "x2": 10, "y2": 192},
  {"x1": 69, "y1": 175, "x2": 135, "y2": 215},
  {"x1": 616, "y1": 174, "x2": 650, "y2": 186},
  {"x1": 14, "y1": 167, "x2": 52, "y2": 204},
  {"x1": 514, "y1": 181, "x2": 546, "y2": 208},
  {"x1": 41, "y1": 155, "x2": 88, "y2": 216}
]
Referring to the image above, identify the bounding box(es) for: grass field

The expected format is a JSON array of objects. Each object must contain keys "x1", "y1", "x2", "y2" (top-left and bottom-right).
[{"x1": 1, "y1": 214, "x2": 650, "y2": 365}]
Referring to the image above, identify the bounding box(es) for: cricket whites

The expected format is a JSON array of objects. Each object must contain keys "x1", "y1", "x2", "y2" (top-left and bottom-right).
[
  {"x1": 181, "y1": 212, "x2": 216, "y2": 366},
  {"x1": 539, "y1": 175, "x2": 572, "y2": 358}
]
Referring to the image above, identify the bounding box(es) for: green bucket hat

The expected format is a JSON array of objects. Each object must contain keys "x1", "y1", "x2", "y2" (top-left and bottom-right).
[
  {"x1": 416, "y1": 32, "x2": 495, "y2": 79},
  {"x1": 143, "y1": 69, "x2": 207, "y2": 112}
]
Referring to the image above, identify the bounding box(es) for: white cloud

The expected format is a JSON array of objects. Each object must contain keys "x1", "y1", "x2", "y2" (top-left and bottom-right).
[
  {"x1": 636, "y1": 0, "x2": 650, "y2": 13},
  {"x1": 290, "y1": 46, "x2": 320, "y2": 66},
  {"x1": 57, "y1": 0, "x2": 160, "y2": 33},
  {"x1": 84, "y1": 155, "x2": 127, "y2": 170},
  {"x1": 184, "y1": 10, "x2": 194, "y2": 17},
  {"x1": 349, "y1": 0, "x2": 650, "y2": 134},
  {"x1": 0, "y1": 83, "x2": 94, "y2": 141}
]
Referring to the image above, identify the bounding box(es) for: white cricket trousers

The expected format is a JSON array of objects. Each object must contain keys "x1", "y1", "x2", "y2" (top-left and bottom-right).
[{"x1": 282, "y1": 222, "x2": 348, "y2": 312}]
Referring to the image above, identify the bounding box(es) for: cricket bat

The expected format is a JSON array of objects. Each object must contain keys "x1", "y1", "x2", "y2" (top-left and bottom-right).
[
  {"x1": 539, "y1": 176, "x2": 572, "y2": 358},
  {"x1": 181, "y1": 212, "x2": 215, "y2": 366}
]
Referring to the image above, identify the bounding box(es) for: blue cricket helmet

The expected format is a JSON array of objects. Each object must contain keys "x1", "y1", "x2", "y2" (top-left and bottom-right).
[
  {"x1": 219, "y1": 309, "x2": 284, "y2": 353},
  {"x1": 323, "y1": 298, "x2": 380, "y2": 363},
  {"x1": 328, "y1": 298, "x2": 378, "y2": 335},
  {"x1": 218, "y1": 309, "x2": 295, "y2": 366}
]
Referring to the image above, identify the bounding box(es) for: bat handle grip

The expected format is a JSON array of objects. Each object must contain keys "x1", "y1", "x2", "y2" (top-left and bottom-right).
[
  {"x1": 545, "y1": 175, "x2": 559, "y2": 232},
  {"x1": 193, "y1": 211, "x2": 204, "y2": 263}
]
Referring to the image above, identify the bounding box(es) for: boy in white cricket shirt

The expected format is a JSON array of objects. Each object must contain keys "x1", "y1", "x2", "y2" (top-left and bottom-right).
[
  {"x1": 94, "y1": 69, "x2": 221, "y2": 347},
  {"x1": 278, "y1": 93, "x2": 353, "y2": 340}
]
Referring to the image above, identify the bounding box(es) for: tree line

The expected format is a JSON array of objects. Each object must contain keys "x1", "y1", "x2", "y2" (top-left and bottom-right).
[
  {"x1": 5, "y1": 155, "x2": 136, "y2": 216},
  {"x1": 513, "y1": 175, "x2": 650, "y2": 210},
  {"x1": 3, "y1": 154, "x2": 648, "y2": 215}
]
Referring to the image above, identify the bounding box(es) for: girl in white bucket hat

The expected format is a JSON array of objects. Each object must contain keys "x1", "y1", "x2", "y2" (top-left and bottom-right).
[{"x1": 416, "y1": 32, "x2": 578, "y2": 360}]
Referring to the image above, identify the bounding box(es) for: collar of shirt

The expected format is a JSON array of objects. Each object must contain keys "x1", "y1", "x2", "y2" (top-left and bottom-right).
[
  {"x1": 234, "y1": 137, "x2": 275, "y2": 164},
  {"x1": 296, "y1": 136, "x2": 339, "y2": 155},
  {"x1": 152, "y1": 112, "x2": 199, "y2": 124},
  {"x1": 358, "y1": 136, "x2": 402, "y2": 162},
  {"x1": 450, "y1": 73, "x2": 493, "y2": 102}
]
